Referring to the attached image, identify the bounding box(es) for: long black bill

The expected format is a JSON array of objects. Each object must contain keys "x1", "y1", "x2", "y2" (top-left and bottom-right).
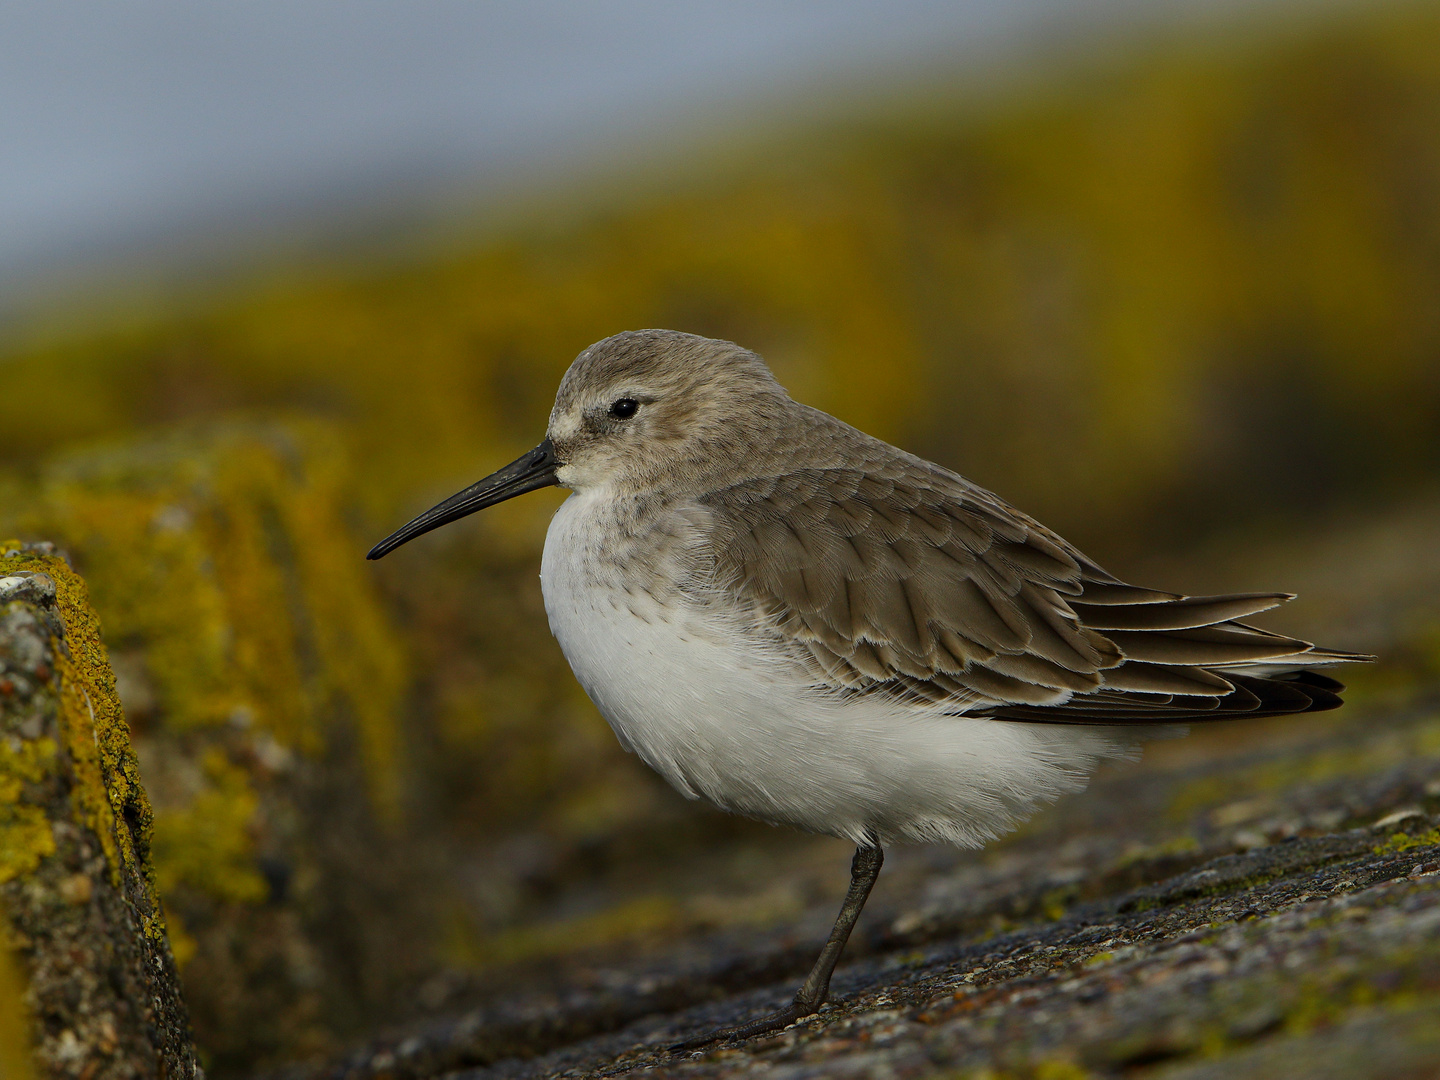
[{"x1": 366, "y1": 439, "x2": 559, "y2": 560}]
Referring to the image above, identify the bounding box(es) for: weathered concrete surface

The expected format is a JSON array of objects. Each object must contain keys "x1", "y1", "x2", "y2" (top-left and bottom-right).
[
  {"x1": 285, "y1": 686, "x2": 1440, "y2": 1080},
  {"x1": 0, "y1": 543, "x2": 197, "y2": 1079}
]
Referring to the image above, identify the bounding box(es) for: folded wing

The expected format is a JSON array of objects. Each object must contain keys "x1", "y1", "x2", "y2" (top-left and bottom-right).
[{"x1": 701, "y1": 467, "x2": 1369, "y2": 723}]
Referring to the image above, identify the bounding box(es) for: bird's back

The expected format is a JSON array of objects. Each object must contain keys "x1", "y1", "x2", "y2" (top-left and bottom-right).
[{"x1": 691, "y1": 400, "x2": 1366, "y2": 725}]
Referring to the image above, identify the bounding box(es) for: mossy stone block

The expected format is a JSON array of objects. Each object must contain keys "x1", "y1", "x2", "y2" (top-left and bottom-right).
[{"x1": 0, "y1": 542, "x2": 197, "y2": 1080}]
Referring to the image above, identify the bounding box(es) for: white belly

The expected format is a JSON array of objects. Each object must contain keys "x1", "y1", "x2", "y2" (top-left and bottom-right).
[{"x1": 540, "y1": 490, "x2": 1142, "y2": 847}]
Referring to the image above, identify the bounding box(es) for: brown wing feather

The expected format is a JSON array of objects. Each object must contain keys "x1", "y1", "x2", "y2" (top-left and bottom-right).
[
  {"x1": 1070, "y1": 592, "x2": 1291, "y2": 631},
  {"x1": 702, "y1": 466, "x2": 1369, "y2": 723}
]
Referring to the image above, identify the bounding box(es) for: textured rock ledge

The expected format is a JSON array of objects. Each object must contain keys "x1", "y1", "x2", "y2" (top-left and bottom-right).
[
  {"x1": 11, "y1": 423, "x2": 435, "y2": 1073},
  {"x1": 0, "y1": 543, "x2": 197, "y2": 1079},
  {"x1": 281, "y1": 692, "x2": 1440, "y2": 1080}
]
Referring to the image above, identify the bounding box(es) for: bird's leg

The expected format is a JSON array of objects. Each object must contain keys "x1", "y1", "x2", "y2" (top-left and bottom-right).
[{"x1": 671, "y1": 844, "x2": 884, "y2": 1051}]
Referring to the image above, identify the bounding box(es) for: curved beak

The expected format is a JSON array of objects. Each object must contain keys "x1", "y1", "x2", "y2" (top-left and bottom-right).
[{"x1": 366, "y1": 439, "x2": 559, "y2": 560}]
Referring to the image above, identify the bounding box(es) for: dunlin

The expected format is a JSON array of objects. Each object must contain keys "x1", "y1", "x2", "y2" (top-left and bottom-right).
[{"x1": 369, "y1": 330, "x2": 1369, "y2": 1046}]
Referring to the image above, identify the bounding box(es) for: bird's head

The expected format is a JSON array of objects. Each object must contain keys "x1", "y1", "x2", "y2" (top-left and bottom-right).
[{"x1": 367, "y1": 329, "x2": 788, "y2": 559}]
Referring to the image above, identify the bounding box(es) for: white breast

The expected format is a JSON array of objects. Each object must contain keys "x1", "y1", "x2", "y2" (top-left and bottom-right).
[{"x1": 540, "y1": 489, "x2": 1146, "y2": 847}]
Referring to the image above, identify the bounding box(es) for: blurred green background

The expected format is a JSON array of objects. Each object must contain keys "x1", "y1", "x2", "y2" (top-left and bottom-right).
[{"x1": 4, "y1": 1, "x2": 1440, "y2": 1073}]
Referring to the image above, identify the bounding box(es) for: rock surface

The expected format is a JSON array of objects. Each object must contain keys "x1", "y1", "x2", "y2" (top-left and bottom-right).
[
  {"x1": 0, "y1": 543, "x2": 197, "y2": 1079},
  {"x1": 280, "y1": 685, "x2": 1440, "y2": 1080},
  {"x1": 10, "y1": 426, "x2": 440, "y2": 1074},
  {"x1": 1, "y1": 491, "x2": 1436, "y2": 1080}
]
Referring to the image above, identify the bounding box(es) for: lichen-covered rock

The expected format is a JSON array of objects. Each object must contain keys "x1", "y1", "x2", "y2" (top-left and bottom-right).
[
  {"x1": 0, "y1": 542, "x2": 197, "y2": 1079},
  {"x1": 5, "y1": 425, "x2": 435, "y2": 1075}
]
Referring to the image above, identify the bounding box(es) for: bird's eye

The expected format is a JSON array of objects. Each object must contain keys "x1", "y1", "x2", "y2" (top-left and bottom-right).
[{"x1": 608, "y1": 398, "x2": 639, "y2": 419}]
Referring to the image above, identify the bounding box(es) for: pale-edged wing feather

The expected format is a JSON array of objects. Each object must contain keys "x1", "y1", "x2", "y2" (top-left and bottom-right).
[{"x1": 701, "y1": 466, "x2": 1367, "y2": 723}]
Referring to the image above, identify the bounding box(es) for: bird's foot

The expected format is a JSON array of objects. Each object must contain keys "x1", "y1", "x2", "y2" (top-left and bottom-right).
[{"x1": 668, "y1": 1000, "x2": 816, "y2": 1052}]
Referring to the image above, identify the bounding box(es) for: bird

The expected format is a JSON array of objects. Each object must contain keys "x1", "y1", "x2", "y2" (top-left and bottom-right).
[{"x1": 367, "y1": 329, "x2": 1369, "y2": 1047}]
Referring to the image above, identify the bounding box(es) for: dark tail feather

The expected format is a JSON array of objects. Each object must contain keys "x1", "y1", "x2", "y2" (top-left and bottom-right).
[{"x1": 987, "y1": 667, "x2": 1349, "y2": 724}]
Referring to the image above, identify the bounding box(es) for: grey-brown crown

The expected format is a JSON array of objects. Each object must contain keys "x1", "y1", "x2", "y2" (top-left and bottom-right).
[{"x1": 552, "y1": 330, "x2": 781, "y2": 416}]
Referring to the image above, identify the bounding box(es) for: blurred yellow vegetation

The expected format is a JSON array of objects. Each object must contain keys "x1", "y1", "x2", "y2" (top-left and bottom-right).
[
  {"x1": 3, "y1": 432, "x2": 414, "y2": 1065},
  {"x1": 1166, "y1": 710, "x2": 1440, "y2": 825},
  {"x1": 1, "y1": 0, "x2": 1439, "y2": 1067},
  {"x1": 151, "y1": 748, "x2": 270, "y2": 905},
  {"x1": 20, "y1": 423, "x2": 405, "y2": 807},
  {"x1": 0, "y1": 942, "x2": 35, "y2": 1080},
  {"x1": 2, "y1": 3, "x2": 1438, "y2": 548}
]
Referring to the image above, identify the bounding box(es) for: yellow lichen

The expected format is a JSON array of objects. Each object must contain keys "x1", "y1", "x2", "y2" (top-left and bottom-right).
[
  {"x1": 35, "y1": 423, "x2": 406, "y2": 817},
  {"x1": 1167, "y1": 719, "x2": 1440, "y2": 824},
  {"x1": 460, "y1": 894, "x2": 682, "y2": 969},
  {"x1": 1374, "y1": 827, "x2": 1440, "y2": 856},
  {"x1": 1114, "y1": 836, "x2": 1202, "y2": 869},
  {"x1": 0, "y1": 933, "x2": 35, "y2": 1080},
  {"x1": 162, "y1": 907, "x2": 199, "y2": 971},
  {"x1": 151, "y1": 749, "x2": 268, "y2": 905},
  {"x1": 946, "y1": 1063, "x2": 1095, "y2": 1080},
  {"x1": 1041, "y1": 885, "x2": 1079, "y2": 923},
  {"x1": 1, "y1": 545, "x2": 155, "y2": 909},
  {"x1": 0, "y1": 738, "x2": 60, "y2": 885}
]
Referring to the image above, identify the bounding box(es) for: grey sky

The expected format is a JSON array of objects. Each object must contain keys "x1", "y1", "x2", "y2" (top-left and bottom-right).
[{"x1": 0, "y1": 0, "x2": 1319, "y2": 301}]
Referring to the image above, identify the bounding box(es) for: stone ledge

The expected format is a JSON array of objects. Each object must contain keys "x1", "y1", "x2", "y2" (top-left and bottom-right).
[
  {"x1": 276, "y1": 697, "x2": 1440, "y2": 1080},
  {"x1": 1, "y1": 542, "x2": 197, "y2": 1080}
]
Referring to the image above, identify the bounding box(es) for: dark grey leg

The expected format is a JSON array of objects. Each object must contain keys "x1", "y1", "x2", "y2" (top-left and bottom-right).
[{"x1": 671, "y1": 844, "x2": 884, "y2": 1051}]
